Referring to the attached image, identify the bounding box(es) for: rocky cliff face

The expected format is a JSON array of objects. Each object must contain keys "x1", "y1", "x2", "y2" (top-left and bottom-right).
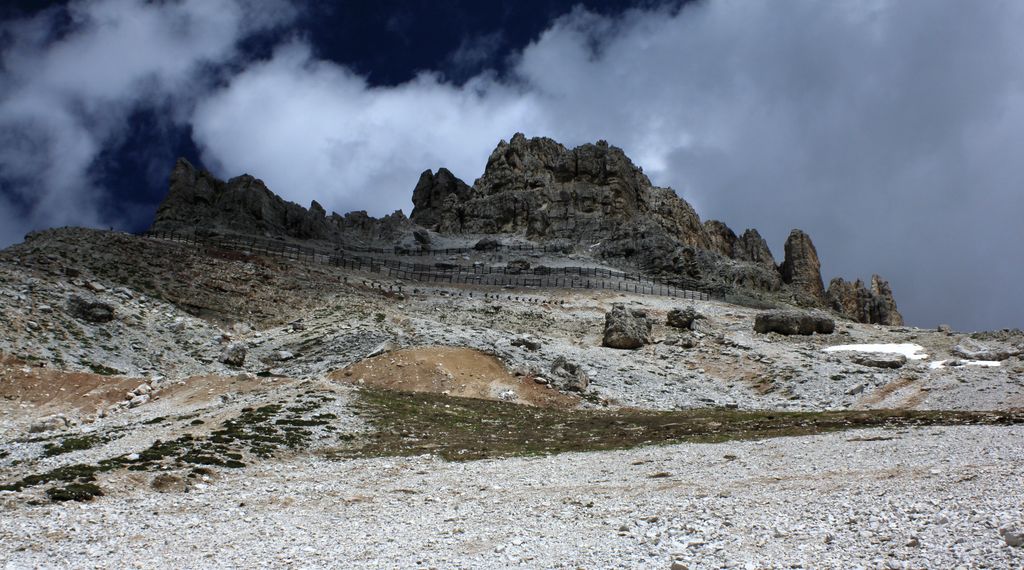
[
  {"x1": 735, "y1": 229, "x2": 776, "y2": 266},
  {"x1": 826, "y1": 275, "x2": 904, "y2": 326},
  {"x1": 410, "y1": 168, "x2": 472, "y2": 231},
  {"x1": 703, "y1": 220, "x2": 737, "y2": 258},
  {"x1": 779, "y1": 229, "x2": 826, "y2": 303},
  {"x1": 151, "y1": 136, "x2": 902, "y2": 326},
  {"x1": 412, "y1": 134, "x2": 710, "y2": 250},
  {"x1": 151, "y1": 159, "x2": 409, "y2": 243},
  {"x1": 409, "y1": 134, "x2": 796, "y2": 293}
]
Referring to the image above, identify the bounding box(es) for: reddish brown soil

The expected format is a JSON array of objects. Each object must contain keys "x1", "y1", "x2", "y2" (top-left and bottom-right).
[
  {"x1": 329, "y1": 346, "x2": 578, "y2": 409},
  {"x1": 0, "y1": 353, "x2": 143, "y2": 418}
]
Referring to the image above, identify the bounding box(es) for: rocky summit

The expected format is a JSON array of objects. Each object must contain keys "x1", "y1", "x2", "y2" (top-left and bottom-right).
[
  {"x1": 2, "y1": 135, "x2": 1022, "y2": 569},
  {"x1": 155, "y1": 134, "x2": 903, "y2": 326}
]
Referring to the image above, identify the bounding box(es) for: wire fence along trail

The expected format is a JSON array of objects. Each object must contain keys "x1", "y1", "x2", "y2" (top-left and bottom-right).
[{"x1": 142, "y1": 231, "x2": 721, "y2": 301}]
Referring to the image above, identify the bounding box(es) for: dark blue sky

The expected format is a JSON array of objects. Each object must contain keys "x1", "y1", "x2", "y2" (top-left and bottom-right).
[{"x1": 1, "y1": 0, "x2": 1023, "y2": 331}]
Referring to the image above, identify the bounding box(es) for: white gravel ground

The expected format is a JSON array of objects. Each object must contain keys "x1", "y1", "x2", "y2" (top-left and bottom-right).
[{"x1": 3, "y1": 425, "x2": 1023, "y2": 569}]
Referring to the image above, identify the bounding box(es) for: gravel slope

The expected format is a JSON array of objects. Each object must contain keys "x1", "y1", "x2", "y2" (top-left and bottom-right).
[{"x1": 3, "y1": 425, "x2": 1023, "y2": 569}]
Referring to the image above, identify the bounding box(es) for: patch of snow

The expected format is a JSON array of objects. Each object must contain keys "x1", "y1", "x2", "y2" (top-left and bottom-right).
[
  {"x1": 929, "y1": 359, "x2": 1001, "y2": 370},
  {"x1": 823, "y1": 343, "x2": 929, "y2": 360}
]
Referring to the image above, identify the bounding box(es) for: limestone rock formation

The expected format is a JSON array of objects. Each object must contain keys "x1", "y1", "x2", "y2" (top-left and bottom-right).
[
  {"x1": 703, "y1": 220, "x2": 737, "y2": 258},
  {"x1": 410, "y1": 134, "x2": 711, "y2": 268},
  {"x1": 826, "y1": 275, "x2": 904, "y2": 326},
  {"x1": 151, "y1": 159, "x2": 409, "y2": 243},
  {"x1": 602, "y1": 304, "x2": 652, "y2": 349},
  {"x1": 734, "y1": 229, "x2": 776, "y2": 266},
  {"x1": 148, "y1": 137, "x2": 900, "y2": 318},
  {"x1": 868, "y1": 275, "x2": 903, "y2": 326},
  {"x1": 410, "y1": 168, "x2": 473, "y2": 231},
  {"x1": 779, "y1": 229, "x2": 825, "y2": 303}
]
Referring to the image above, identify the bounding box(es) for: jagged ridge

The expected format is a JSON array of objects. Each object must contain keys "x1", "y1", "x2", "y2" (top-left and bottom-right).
[{"x1": 150, "y1": 135, "x2": 902, "y2": 325}]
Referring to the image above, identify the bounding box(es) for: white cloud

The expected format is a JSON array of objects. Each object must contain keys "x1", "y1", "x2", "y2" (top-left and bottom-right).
[
  {"x1": 0, "y1": 0, "x2": 294, "y2": 244},
  {"x1": 191, "y1": 41, "x2": 544, "y2": 214}
]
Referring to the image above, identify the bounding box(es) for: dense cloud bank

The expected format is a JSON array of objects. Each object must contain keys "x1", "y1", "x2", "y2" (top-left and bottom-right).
[{"x1": 1, "y1": 0, "x2": 1022, "y2": 330}]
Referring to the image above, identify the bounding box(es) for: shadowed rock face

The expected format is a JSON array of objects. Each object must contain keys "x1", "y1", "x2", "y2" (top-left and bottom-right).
[
  {"x1": 735, "y1": 229, "x2": 775, "y2": 266},
  {"x1": 826, "y1": 275, "x2": 904, "y2": 326},
  {"x1": 410, "y1": 168, "x2": 472, "y2": 231},
  {"x1": 704, "y1": 220, "x2": 737, "y2": 258},
  {"x1": 152, "y1": 158, "x2": 409, "y2": 243},
  {"x1": 780, "y1": 229, "x2": 826, "y2": 303},
  {"x1": 412, "y1": 134, "x2": 711, "y2": 250}
]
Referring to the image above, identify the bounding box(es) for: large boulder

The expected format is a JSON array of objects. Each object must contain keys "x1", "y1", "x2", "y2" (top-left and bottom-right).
[
  {"x1": 666, "y1": 306, "x2": 703, "y2": 330},
  {"x1": 952, "y1": 338, "x2": 1019, "y2": 361},
  {"x1": 219, "y1": 342, "x2": 247, "y2": 367},
  {"x1": 779, "y1": 229, "x2": 825, "y2": 302},
  {"x1": 603, "y1": 304, "x2": 653, "y2": 349},
  {"x1": 550, "y1": 356, "x2": 589, "y2": 392},
  {"x1": 510, "y1": 335, "x2": 542, "y2": 351},
  {"x1": 754, "y1": 310, "x2": 834, "y2": 336},
  {"x1": 474, "y1": 237, "x2": 500, "y2": 251},
  {"x1": 506, "y1": 259, "x2": 531, "y2": 274},
  {"x1": 28, "y1": 414, "x2": 70, "y2": 433},
  {"x1": 67, "y1": 295, "x2": 115, "y2": 323},
  {"x1": 852, "y1": 353, "x2": 907, "y2": 369}
]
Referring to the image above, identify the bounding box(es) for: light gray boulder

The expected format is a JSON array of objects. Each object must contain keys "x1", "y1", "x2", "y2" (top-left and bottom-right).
[
  {"x1": 852, "y1": 353, "x2": 907, "y2": 369},
  {"x1": 219, "y1": 342, "x2": 247, "y2": 367},
  {"x1": 952, "y1": 338, "x2": 1018, "y2": 361},
  {"x1": 550, "y1": 356, "x2": 589, "y2": 392},
  {"x1": 602, "y1": 304, "x2": 652, "y2": 349}
]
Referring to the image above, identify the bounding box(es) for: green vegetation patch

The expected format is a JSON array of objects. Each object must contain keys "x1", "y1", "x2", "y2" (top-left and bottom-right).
[
  {"x1": 332, "y1": 388, "x2": 1024, "y2": 462},
  {"x1": 43, "y1": 434, "x2": 110, "y2": 457},
  {"x1": 46, "y1": 483, "x2": 104, "y2": 502},
  {"x1": 82, "y1": 361, "x2": 124, "y2": 376},
  {"x1": 2, "y1": 393, "x2": 336, "y2": 501}
]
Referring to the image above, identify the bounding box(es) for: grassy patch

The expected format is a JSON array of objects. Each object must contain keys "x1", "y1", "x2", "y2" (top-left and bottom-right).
[
  {"x1": 82, "y1": 361, "x2": 123, "y2": 376},
  {"x1": 46, "y1": 483, "x2": 103, "y2": 502},
  {"x1": 330, "y1": 388, "x2": 1024, "y2": 462},
  {"x1": 0, "y1": 462, "x2": 105, "y2": 493},
  {"x1": 1, "y1": 393, "x2": 335, "y2": 500},
  {"x1": 43, "y1": 434, "x2": 109, "y2": 457}
]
